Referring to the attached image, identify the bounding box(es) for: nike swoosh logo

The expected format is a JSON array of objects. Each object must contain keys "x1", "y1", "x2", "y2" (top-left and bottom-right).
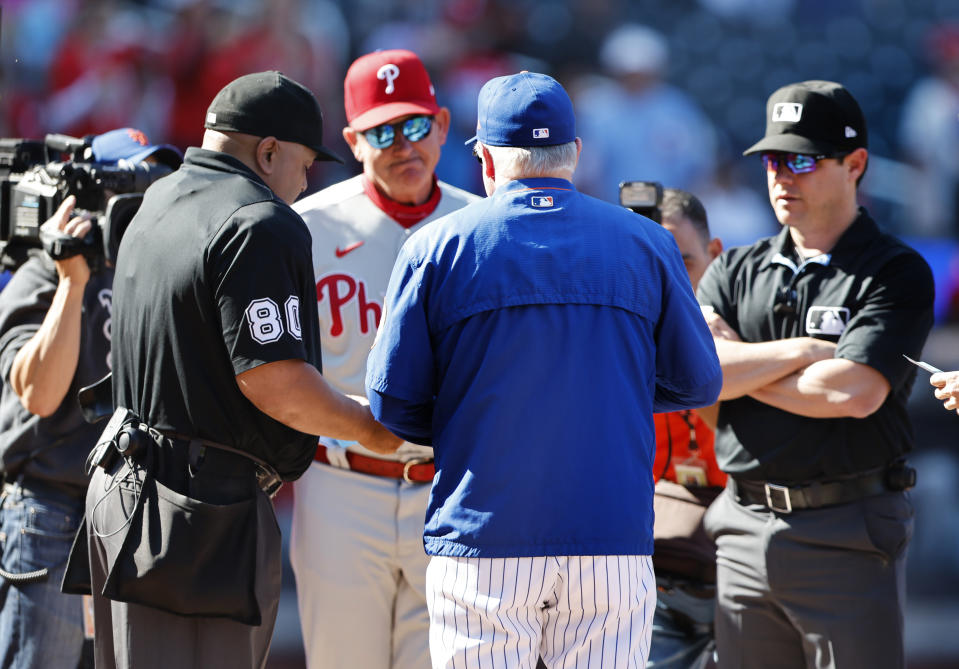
[{"x1": 335, "y1": 241, "x2": 364, "y2": 258}]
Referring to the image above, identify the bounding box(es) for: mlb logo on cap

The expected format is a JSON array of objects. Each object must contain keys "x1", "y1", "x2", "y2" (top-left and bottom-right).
[
  {"x1": 469, "y1": 72, "x2": 575, "y2": 148},
  {"x1": 531, "y1": 196, "x2": 554, "y2": 208},
  {"x1": 772, "y1": 103, "x2": 803, "y2": 122},
  {"x1": 744, "y1": 80, "x2": 867, "y2": 157}
]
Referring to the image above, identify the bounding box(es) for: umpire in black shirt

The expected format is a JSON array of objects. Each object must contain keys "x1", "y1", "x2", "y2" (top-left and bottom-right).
[
  {"x1": 697, "y1": 81, "x2": 934, "y2": 669},
  {"x1": 84, "y1": 72, "x2": 401, "y2": 669}
]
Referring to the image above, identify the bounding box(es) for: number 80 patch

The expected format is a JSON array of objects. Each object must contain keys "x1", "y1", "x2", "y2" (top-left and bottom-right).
[{"x1": 246, "y1": 296, "x2": 302, "y2": 343}]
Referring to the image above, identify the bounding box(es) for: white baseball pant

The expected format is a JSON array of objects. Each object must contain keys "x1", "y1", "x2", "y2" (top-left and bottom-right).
[
  {"x1": 426, "y1": 554, "x2": 656, "y2": 669},
  {"x1": 290, "y1": 462, "x2": 432, "y2": 669}
]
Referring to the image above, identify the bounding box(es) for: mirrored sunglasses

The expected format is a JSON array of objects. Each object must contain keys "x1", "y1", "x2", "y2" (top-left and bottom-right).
[
  {"x1": 760, "y1": 151, "x2": 843, "y2": 175},
  {"x1": 363, "y1": 115, "x2": 433, "y2": 149}
]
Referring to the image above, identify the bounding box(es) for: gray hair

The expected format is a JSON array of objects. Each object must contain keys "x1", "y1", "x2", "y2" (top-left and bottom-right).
[{"x1": 480, "y1": 141, "x2": 578, "y2": 180}]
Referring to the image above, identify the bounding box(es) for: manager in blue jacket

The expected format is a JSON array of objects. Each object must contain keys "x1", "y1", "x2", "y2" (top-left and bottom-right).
[{"x1": 366, "y1": 71, "x2": 721, "y2": 669}]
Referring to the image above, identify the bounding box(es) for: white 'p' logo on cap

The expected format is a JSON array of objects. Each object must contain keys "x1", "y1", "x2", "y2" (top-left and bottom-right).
[{"x1": 377, "y1": 64, "x2": 400, "y2": 94}]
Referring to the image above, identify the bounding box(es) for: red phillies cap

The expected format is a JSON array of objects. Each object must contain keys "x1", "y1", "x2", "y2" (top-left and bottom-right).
[{"x1": 344, "y1": 49, "x2": 440, "y2": 131}]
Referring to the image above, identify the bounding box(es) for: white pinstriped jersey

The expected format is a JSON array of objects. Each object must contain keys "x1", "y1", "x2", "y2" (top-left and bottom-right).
[{"x1": 294, "y1": 175, "x2": 479, "y2": 462}]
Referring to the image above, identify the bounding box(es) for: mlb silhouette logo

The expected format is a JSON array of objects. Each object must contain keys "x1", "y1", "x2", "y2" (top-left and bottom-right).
[
  {"x1": 531, "y1": 196, "x2": 554, "y2": 208},
  {"x1": 533, "y1": 128, "x2": 550, "y2": 139},
  {"x1": 772, "y1": 102, "x2": 803, "y2": 123},
  {"x1": 806, "y1": 306, "x2": 849, "y2": 336}
]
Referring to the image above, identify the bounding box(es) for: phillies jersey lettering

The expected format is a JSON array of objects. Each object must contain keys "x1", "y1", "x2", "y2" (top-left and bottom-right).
[
  {"x1": 316, "y1": 273, "x2": 382, "y2": 337},
  {"x1": 294, "y1": 174, "x2": 479, "y2": 461}
]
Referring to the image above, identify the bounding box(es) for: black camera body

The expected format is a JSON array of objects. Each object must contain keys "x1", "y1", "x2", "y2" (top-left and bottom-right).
[
  {"x1": 0, "y1": 134, "x2": 173, "y2": 271},
  {"x1": 619, "y1": 180, "x2": 664, "y2": 224}
]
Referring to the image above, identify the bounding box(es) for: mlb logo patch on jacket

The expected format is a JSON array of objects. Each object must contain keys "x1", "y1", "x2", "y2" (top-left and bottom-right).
[{"x1": 530, "y1": 196, "x2": 554, "y2": 208}]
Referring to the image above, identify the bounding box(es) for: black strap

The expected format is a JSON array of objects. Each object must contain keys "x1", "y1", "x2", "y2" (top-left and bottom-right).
[
  {"x1": 158, "y1": 431, "x2": 282, "y2": 497},
  {"x1": 732, "y1": 469, "x2": 890, "y2": 511}
]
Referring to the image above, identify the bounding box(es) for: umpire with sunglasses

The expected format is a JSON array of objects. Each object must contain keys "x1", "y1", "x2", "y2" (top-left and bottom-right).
[
  {"x1": 291, "y1": 49, "x2": 478, "y2": 669},
  {"x1": 696, "y1": 80, "x2": 934, "y2": 668}
]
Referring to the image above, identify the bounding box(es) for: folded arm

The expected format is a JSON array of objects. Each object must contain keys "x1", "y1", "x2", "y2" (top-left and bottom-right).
[
  {"x1": 711, "y1": 338, "x2": 839, "y2": 400},
  {"x1": 702, "y1": 307, "x2": 837, "y2": 401},
  {"x1": 749, "y1": 357, "x2": 890, "y2": 419}
]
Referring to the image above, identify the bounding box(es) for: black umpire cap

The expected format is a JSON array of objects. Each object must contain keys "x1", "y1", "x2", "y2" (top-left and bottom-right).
[
  {"x1": 204, "y1": 71, "x2": 344, "y2": 163},
  {"x1": 743, "y1": 80, "x2": 867, "y2": 157}
]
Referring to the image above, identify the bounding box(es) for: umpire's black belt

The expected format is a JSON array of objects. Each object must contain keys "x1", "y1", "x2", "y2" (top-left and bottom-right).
[
  {"x1": 730, "y1": 469, "x2": 890, "y2": 513},
  {"x1": 158, "y1": 430, "x2": 282, "y2": 497}
]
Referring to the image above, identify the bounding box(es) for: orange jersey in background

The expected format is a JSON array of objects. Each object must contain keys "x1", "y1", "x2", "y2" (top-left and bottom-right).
[{"x1": 653, "y1": 410, "x2": 727, "y2": 487}]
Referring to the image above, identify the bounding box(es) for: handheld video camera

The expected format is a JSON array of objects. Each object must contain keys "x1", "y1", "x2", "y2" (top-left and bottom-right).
[
  {"x1": 619, "y1": 180, "x2": 664, "y2": 224},
  {"x1": 0, "y1": 134, "x2": 174, "y2": 271}
]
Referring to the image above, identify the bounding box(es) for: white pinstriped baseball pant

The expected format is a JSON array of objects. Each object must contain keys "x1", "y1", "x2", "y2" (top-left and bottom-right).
[{"x1": 426, "y1": 555, "x2": 656, "y2": 669}]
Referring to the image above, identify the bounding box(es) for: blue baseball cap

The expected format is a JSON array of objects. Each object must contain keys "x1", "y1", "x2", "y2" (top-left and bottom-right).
[
  {"x1": 467, "y1": 71, "x2": 575, "y2": 148},
  {"x1": 90, "y1": 128, "x2": 183, "y2": 168}
]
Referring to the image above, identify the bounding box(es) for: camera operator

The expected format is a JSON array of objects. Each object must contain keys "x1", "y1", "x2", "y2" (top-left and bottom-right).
[
  {"x1": 0, "y1": 128, "x2": 181, "y2": 669},
  {"x1": 648, "y1": 188, "x2": 723, "y2": 669}
]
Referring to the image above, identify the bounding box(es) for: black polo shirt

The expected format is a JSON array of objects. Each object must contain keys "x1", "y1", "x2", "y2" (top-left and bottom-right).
[
  {"x1": 111, "y1": 148, "x2": 323, "y2": 480},
  {"x1": 697, "y1": 208, "x2": 934, "y2": 482}
]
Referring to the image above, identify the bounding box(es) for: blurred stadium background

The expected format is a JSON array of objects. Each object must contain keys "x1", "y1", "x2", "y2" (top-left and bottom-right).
[{"x1": 2, "y1": 1, "x2": 957, "y2": 666}]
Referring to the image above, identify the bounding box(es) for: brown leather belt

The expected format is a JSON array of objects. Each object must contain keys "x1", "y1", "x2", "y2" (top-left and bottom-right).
[{"x1": 314, "y1": 444, "x2": 434, "y2": 484}]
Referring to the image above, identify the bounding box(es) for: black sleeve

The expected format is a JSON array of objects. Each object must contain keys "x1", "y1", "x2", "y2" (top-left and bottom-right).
[
  {"x1": 835, "y1": 250, "x2": 935, "y2": 390},
  {"x1": 208, "y1": 204, "x2": 318, "y2": 375}
]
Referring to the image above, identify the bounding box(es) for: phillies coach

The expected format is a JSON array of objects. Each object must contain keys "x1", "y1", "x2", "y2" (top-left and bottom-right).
[{"x1": 291, "y1": 49, "x2": 478, "y2": 669}]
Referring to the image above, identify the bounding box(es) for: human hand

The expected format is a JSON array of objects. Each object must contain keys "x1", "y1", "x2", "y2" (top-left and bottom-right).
[
  {"x1": 41, "y1": 195, "x2": 92, "y2": 285},
  {"x1": 701, "y1": 306, "x2": 741, "y2": 342},
  {"x1": 930, "y1": 371, "x2": 959, "y2": 416}
]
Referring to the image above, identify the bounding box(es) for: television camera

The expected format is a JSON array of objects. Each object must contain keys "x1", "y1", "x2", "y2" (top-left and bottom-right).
[
  {"x1": 0, "y1": 133, "x2": 174, "y2": 271},
  {"x1": 619, "y1": 180, "x2": 664, "y2": 223}
]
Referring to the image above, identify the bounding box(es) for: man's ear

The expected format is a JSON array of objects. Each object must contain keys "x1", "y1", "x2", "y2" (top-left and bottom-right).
[
  {"x1": 481, "y1": 144, "x2": 495, "y2": 180},
  {"x1": 845, "y1": 147, "x2": 868, "y2": 184},
  {"x1": 343, "y1": 126, "x2": 364, "y2": 162},
  {"x1": 255, "y1": 136, "x2": 280, "y2": 175},
  {"x1": 707, "y1": 237, "x2": 723, "y2": 260},
  {"x1": 433, "y1": 108, "x2": 451, "y2": 146}
]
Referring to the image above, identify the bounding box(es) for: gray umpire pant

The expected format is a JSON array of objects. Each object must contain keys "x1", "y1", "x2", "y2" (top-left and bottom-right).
[
  {"x1": 703, "y1": 486, "x2": 912, "y2": 669},
  {"x1": 85, "y1": 464, "x2": 282, "y2": 669}
]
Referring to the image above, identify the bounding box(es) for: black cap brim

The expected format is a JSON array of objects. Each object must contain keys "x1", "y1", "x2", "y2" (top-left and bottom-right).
[
  {"x1": 743, "y1": 133, "x2": 843, "y2": 156},
  {"x1": 313, "y1": 145, "x2": 345, "y2": 164}
]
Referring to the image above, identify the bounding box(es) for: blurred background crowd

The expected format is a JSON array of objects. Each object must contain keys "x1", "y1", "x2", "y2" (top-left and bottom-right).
[{"x1": 2, "y1": 0, "x2": 958, "y2": 666}]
